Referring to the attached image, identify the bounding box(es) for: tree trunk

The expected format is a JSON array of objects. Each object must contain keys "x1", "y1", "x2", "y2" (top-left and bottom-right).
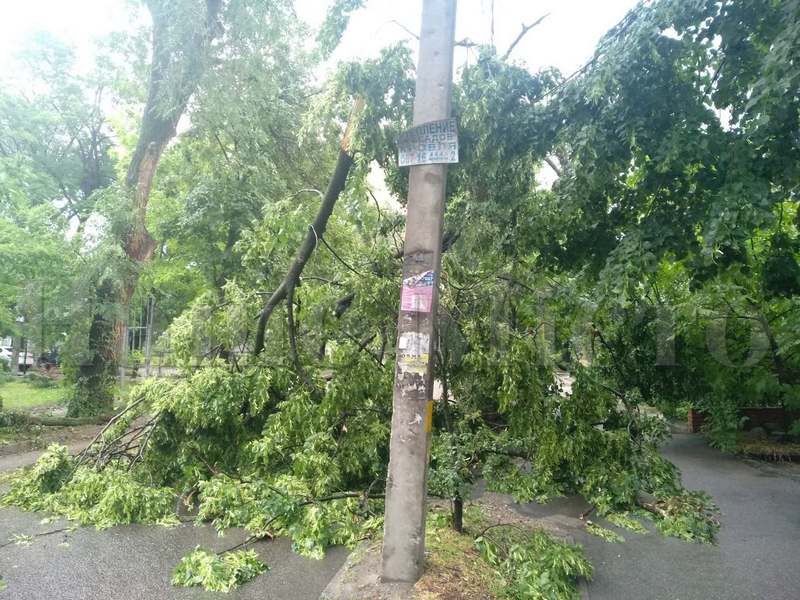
[
  {"x1": 10, "y1": 339, "x2": 19, "y2": 375},
  {"x1": 453, "y1": 496, "x2": 463, "y2": 533},
  {"x1": 71, "y1": 0, "x2": 222, "y2": 416},
  {"x1": 69, "y1": 280, "x2": 116, "y2": 416}
]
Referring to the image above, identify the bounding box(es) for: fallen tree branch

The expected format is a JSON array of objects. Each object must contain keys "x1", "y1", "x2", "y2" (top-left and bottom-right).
[
  {"x1": 544, "y1": 156, "x2": 561, "y2": 176},
  {"x1": 9, "y1": 413, "x2": 116, "y2": 427},
  {"x1": 215, "y1": 489, "x2": 386, "y2": 555},
  {"x1": 638, "y1": 501, "x2": 668, "y2": 519},
  {"x1": 389, "y1": 19, "x2": 419, "y2": 40},
  {"x1": 253, "y1": 97, "x2": 363, "y2": 356},
  {"x1": 475, "y1": 522, "x2": 526, "y2": 538},
  {"x1": 0, "y1": 527, "x2": 74, "y2": 551},
  {"x1": 76, "y1": 396, "x2": 149, "y2": 464},
  {"x1": 319, "y1": 235, "x2": 363, "y2": 276}
]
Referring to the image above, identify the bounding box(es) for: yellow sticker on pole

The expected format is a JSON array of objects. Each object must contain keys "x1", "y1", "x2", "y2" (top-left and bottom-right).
[{"x1": 425, "y1": 400, "x2": 433, "y2": 433}]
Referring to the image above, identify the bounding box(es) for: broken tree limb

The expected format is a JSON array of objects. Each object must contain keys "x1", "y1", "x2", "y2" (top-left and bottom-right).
[
  {"x1": 501, "y1": 13, "x2": 550, "y2": 61},
  {"x1": 252, "y1": 98, "x2": 363, "y2": 356},
  {"x1": 544, "y1": 156, "x2": 561, "y2": 176},
  {"x1": 6, "y1": 413, "x2": 116, "y2": 427}
]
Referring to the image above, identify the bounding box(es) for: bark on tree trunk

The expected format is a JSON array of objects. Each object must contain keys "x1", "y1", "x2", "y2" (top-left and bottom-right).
[
  {"x1": 10, "y1": 339, "x2": 19, "y2": 376},
  {"x1": 69, "y1": 280, "x2": 116, "y2": 417}
]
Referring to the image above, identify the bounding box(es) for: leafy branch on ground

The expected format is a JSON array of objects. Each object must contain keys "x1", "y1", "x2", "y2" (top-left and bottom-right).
[{"x1": 171, "y1": 547, "x2": 267, "y2": 593}]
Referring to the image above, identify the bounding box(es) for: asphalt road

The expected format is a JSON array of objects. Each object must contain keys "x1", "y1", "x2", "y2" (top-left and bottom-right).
[
  {"x1": 0, "y1": 437, "x2": 348, "y2": 600},
  {"x1": 515, "y1": 434, "x2": 800, "y2": 600},
  {"x1": 2, "y1": 433, "x2": 799, "y2": 599},
  {"x1": 0, "y1": 507, "x2": 348, "y2": 600}
]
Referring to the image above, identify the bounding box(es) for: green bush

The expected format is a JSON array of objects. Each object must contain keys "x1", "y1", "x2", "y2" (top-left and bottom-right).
[
  {"x1": 0, "y1": 410, "x2": 30, "y2": 429},
  {"x1": 129, "y1": 350, "x2": 144, "y2": 377}
]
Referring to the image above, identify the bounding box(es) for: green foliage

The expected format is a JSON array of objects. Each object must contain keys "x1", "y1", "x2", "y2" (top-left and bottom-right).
[
  {"x1": 585, "y1": 522, "x2": 624, "y2": 543},
  {"x1": 651, "y1": 492, "x2": 720, "y2": 544},
  {"x1": 2, "y1": 444, "x2": 75, "y2": 506},
  {"x1": 128, "y1": 350, "x2": 144, "y2": 375},
  {"x1": 428, "y1": 429, "x2": 478, "y2": 502},
  {"x1": 316, "y1": 0, "x2": 364, "y2": 59},
  {"x1": 195, "y1": 475, "x2": 383, "y2": 560},
  {"x1": 0, "y1": 32, "x2": 113, "y2": 354},
  {"x1": 0, "y1": 411, "x2": 30, "y2": 429},
  {"x1": 2, "y1": 445, "x2": 178, "y2": 529},
  {"x1": 606, "y1": 512, "x2": 648, "y2": 535},
  {"x1": 171, "y1": 547, "x2": 267, "y2": 593},
  {"x1": 8, "y1": 0, "x2": 798, "y2": 592},
  {"x1": 45, "y1": 467, "x2": 179, "y2": 529},
  {"x1": 475, "y1": 527, "x2": 593, "y2": 600}
]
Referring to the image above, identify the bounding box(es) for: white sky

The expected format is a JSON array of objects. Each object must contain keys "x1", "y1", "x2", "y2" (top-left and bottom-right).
[
  {"x1": 302, "y1": 0, "x2": 639, "y2": 75},
  {"x1": 0, "y1": 0, "x2": 639, "y2": 78},
  {"x1": 0, "y1": 0, "x2": 639, "y2": 196}
]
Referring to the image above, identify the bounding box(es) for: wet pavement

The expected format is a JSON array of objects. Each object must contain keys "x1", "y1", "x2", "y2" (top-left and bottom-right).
[
  {"x1": 0, "y1": 452, "x2": 347, "y2": 600},
  {"x1": 515, "y1": 434, "x2": 800, "y2": 600},
  {"x1": 2, "y1": 433, "x2": 798, "y2": 599},
  {"x1": 0, "y1": 506, "x2": 347, "y2": 600}
]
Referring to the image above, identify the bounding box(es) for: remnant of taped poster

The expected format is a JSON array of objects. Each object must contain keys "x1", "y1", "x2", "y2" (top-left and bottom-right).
[{"x1": 401, "y1": 270, "x2": 434, "y2": 313}]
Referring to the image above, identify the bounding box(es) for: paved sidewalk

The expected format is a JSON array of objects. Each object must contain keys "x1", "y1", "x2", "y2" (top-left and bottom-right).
[{"x1": 516, "y1": 434, "x2": 800, "y2": 600}]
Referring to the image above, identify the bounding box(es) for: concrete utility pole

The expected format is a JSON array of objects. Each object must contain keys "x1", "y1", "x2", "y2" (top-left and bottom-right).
[{"x1": 381, "y1": 0, "x2": 457, "y2": 583}]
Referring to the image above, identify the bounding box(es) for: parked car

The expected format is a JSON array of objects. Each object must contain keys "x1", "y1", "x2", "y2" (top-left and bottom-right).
[
  {"x1": 0, "y1": 346, "x2": 11, "y2": 365},
  {"x1": 37, "y1": 350, "x2": 60, "y2": 368}
]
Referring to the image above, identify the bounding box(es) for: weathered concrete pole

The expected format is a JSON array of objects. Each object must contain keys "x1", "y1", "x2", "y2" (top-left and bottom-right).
[{"x1": 381, "y1": 0, "x2": 457, "y2": 583}]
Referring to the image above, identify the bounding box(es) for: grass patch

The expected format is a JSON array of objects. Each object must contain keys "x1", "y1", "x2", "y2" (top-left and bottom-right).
[
  {"x1": 0, "y1": 381, "x2": 64, "y2": 412},
  {"x1": 416, "y1": 508, "x2": 499, "y2": 599},
  {"x1": 416, "y1": 504, "x2": 592, "y2": 600}
]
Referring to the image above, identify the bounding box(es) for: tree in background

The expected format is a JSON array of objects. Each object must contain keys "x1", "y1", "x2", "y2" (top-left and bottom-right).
[{"x1": 0, "y1": 33, "x2": 113, "y2": 367}]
